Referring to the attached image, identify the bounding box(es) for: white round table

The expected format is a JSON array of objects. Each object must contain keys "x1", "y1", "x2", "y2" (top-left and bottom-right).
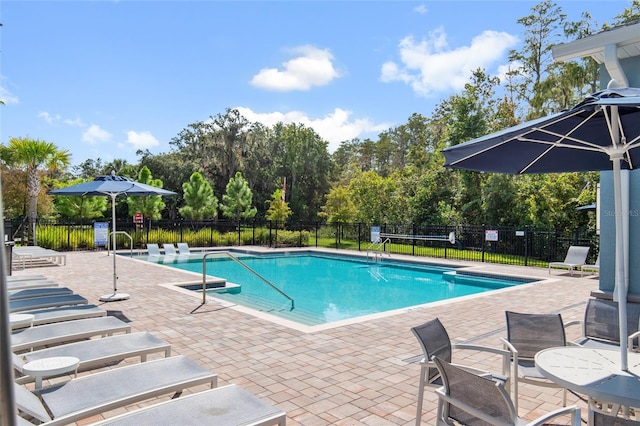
[
  {"x1": 9, "y1": 313, "x2": 34, "y2": 329},
  {"x1": 22, "y1": 356, "x2": 80, "y2": 389},
  {"x1": 535, "y1": 347, "x2": 640, "y2": 408}
]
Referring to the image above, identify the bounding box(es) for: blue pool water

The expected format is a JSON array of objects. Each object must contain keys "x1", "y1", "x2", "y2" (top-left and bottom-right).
[{"x1": 145, "y1": 251, "x2": 534, "y2": 326}]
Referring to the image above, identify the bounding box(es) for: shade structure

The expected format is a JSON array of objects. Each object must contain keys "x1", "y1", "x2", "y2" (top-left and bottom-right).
[
  {"x1": 48, "y1": 172, "x2": 176, "y2": 302},
  {"x1": 442, "y1": 86, "x2": 640, "y2": 371}
]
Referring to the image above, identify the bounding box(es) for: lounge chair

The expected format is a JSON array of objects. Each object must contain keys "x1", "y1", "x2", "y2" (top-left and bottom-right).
[
  {"x1": 502, "y1": 311, "x2": 575, "y2": 415},
  {"x1": 11, "y1": 316, "x2": 131, "y2": 352},
  {"x1": 10, "y1": 294, "x2": 88, "y2": 313},
  {"x1": 146, "y1": 243, "x2": 161, "y2": 256},
  {"x1": 581, "y1": 253, "x2": 600, "y2": 275},
  {"x1": 13, "y1": 331, "x2": 171, "y2": 384},
  {"x1": 589, "y1": 409, "x2": 640, "y2": 425},
  {"x1": 432, "y1": 356, "x2": 581, "y2": 426},
  {"x1": 16, "y1": 305, "x2": 107, "y2": 327},
  {"x1": 7, "y1": 274, "x2": 49, "y2": 282},
  {"x1": 91, "y1": 384, "x2": 286, "y2": 426},
  {"x1": 15, "y1": 356, "x2": 217, "y2": 426},
  {"x1": 8, "y1": 280, "x2": 59, "y2": 291},
  {"x1": 9, "y1": 287, "x2": 74, "y2": 300},
  {"x1": 163, "y1": 243, "x2": 177, "y2": 255},
  {"x1": 177, "y1": 242, "x2": 190, "y2": 255},
  {"x1": 411, "y1": 318, "x2": 512, "y2": 425},
  {"x1": 548, "y1": 245, "x2": 590, "y2": 276},
  {"x1": 13, "y1": 246, "x2": 67, "y2": 269}
]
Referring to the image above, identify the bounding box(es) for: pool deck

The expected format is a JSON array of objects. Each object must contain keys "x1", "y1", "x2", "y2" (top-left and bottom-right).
[{"x1": 13, "y1": 247, "x2": 599, "y2": 425}]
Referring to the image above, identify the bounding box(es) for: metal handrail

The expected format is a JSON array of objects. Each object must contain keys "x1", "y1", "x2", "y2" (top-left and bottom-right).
[
  {"x1": 201, "y1": 251, "x2": 294, "y2": 310},
  {"x1": 107, "y1": 231, "x2": 133, "y2": 257},
  {"x1": 366, "y1": 238, "x2": 390, "y2": 262}
]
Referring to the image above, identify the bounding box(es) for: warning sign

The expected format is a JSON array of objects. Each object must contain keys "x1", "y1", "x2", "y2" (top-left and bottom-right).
[{"x1": 133, "y1": 212, "x2": 143, "y2": 224}]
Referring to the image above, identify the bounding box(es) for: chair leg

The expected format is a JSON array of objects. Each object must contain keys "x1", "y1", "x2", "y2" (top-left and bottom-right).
[{"x1": 416, "y1": 367, "x2": 426, "y2": 425}]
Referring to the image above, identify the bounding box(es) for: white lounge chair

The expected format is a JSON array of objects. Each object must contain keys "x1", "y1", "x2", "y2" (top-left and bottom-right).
[
  {"x1": 8, "y1": 280, "x2": 59, "y2": 291},
  {"x1": 15, "y1": 356, "x2": 217, "y2": 426},
  {"x1": 581, "y1": 253, "x2": 600, "y2": 275},
  {"x1": 9, "y1": 287, "x2": 74, "y2": 300},
  {"x1": 7, "y1": 274, "x2": 49, "y2": 282},
  {"x1": 13, "y1": 331, "x2": 171, "y2": 384},
  {"x1": 14, "y1": 305, "x2": 107, "y2": 328},
  {"x1": 146, "y1": 243, "x2": 161, "y2": 256},
  {"x1": 177, "y1": 243, "x2": 191, "y2": 255},
  {"x1": 90, "y1": 384, "x2": 286, "y2": 426},
  {"x1": 163, "y1": 243, "x2": 177, "y2": 255},
  {"x1": 548, "y1": 246, "x2": 590, "y2": 276},
  {"x1": 10, "y1": 294, "x2": 88, "y2": 313},
  {"x1": 11, "y1": 316, "x2": 131, "y2": 352}
]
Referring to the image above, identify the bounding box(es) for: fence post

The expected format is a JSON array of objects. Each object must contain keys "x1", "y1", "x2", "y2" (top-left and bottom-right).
[
  {"x1": 357, "y1": 223, "x2": 361, "y2": 251},
  {"x1": 524, "y1": 225, "x2": 529, "y2": 266},
  {"x1": 315, "y1": 222, "x2": 318, "y2": 248},
  {"x1": 481, "y1": 224, "x2": 486, "y2": 263},
  {"x1": 444, "y1": 225, "x2": 448, "y2": 259},
  {"x1": 412, "y1": 223, "x2": 416, "y2": 256}
]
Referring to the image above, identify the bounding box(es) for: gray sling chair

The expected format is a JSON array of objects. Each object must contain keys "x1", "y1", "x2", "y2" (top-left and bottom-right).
[
  {"x1": 8, "y1": 280, "x2": 59, "y2": 291},
  {"x1": 11, "y1": 316, "x2": 131, "y2": 352},
  {"x1": 411, "y1": 318, "x2": 513, "y2": 425},
  {"x1": 89, "y1": 384, "x2": 287, "y2": 426},
  {"x1": 9, "y1": 287, "x2": 74, "y2": 300},
  {"x1": 13, "y1": 331, "x2": 171, "y2": 384},
  {"x1": 10, "y1": 294, "x2": 88, "y2": 313},
  {"x1": 501, "y1": 311, "x2": 578, "y2": 416},
  {"x1": 590, "y1": 410, "x2": 640, "y2": 426},
  {"x1": 13, "y1": 305, "x2": 107, "y2": 328},
  {"x1": 432, "y1": 356, "x2": 581, "y2": 426},
  {"x1": 15, "y1": 355, "x2": 218, "y2": 426}
]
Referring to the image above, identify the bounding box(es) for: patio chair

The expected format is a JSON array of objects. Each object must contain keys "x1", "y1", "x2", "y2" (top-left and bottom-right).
[
  {"x1": 8, "y1": 280, "x2": 59, "y2": 291},
  {"x1": 432, "y1": 356, "x2": 581, "y2": 426},
  {"x1": 146, "y1": 243, "x2": 161, "y2": 256},
  {"x1": 177, "y1": 242, "x2": 190, "y2": 255},
  {"x1": 11, "y1": 316, "x2": 131, "y2": 352},
  {"x1": 581, "y1": 253, "x2": 600, "y2": 275},
  {"x1": 15, "y1": 355, "x2": 217, "y2": 426},
  {"x1": 9, "y1": 287, "x2": 74, "y2": 300},
  {"x1": 17, "y1": 305, "x2": 107, "y2": 327},
  {"x1": 548, "y1": 245, "x2": 590, "y2": 276},
  {"x1": 411, "y1": 318, "x2": 512, "y2": 425},
  {"x1": 7, "y1": 274, "x2": 48, "y2": 282},
  {"x1": 89, "y1": 384, "x2": 286, "y2": 426},
  {"x1": 10, "y1": 294, "x2": 88, "y2": 313},
  {"x1": 502, "y1": 311, "x2": 575, "y2": 415},
  {"x1": 590, "y1": 409, "x2": 640, "y2": 425},
  {"x1": 163, "y1": 243, "x2": 177, "y2": 255},
  {"x1": 568, "y1": 298, "x2": 640, "y2": 350},
  {"x1": 13, "y1": 331, "x2": 171, "y2": 384}
]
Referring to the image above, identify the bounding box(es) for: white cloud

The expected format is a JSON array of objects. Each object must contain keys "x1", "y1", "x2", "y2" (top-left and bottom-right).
[
  {"x1": 250, "y1": 45, "x2": 341, "y2": 91},
  {"x1": 63, "y1": 117, "x2": 86, "y2": 127},
  {"x1": 414, "y1": 4, "x2": 428, "y2": 15},
  {"x1": 0, "y1": 86, "x2": 19, "y2": 105},
  {"x1": 235, "y1": 106, "x2": 389, "y2": 153},
  {"x1": 38, "y1": 111, "x2": 61, "y2": 124},
  {"x1": 126, "y1": 130, "x2": 159, "y2": 150},
  {"x1": 381, "y1": 27, "x2": 519, "y2": 96},
  {"x1": 82, "y1": 124, "x2": 112, "y2": 144}
]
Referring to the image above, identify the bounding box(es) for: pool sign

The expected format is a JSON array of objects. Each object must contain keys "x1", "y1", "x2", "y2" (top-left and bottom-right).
[
  {"x1": 133, "y1": 212, "x2": 143, "y2": 224},
  {"x1": 485, "y1": 229, "x2": 499, "y2": 241},
  {"x1": 94, "y1": 222, "x2": 109, "y2": 247},
  {"x1": 371, "y1": 226, "x2": 381, "y2": 243}
]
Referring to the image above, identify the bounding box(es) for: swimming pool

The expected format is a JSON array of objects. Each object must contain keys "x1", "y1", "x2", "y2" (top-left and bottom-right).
[{"x1": 142, "y1": 251, "x2": 536, "y2": 327}]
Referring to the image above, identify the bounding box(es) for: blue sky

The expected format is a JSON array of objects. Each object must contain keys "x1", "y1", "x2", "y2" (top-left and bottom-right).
[{"x1": 0, "y1": 1, "x2": 631, "y2": 166}]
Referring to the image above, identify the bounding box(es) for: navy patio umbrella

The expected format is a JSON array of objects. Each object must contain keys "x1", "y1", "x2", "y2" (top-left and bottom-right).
[
  {"x1": 48, "y1": 172, "x2": 176, "y2": 302},
  {"x1": 442, "y1": 86, "x2": 640, "y2": 370}
]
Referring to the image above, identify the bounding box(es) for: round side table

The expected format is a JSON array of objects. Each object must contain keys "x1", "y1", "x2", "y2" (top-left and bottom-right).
[{"x1": 22, "y1": 356, "x2": 80, "y2": 389}]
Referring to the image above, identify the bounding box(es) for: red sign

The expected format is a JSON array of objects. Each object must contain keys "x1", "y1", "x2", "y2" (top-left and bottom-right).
[{"x1": 133, "y1": 212, "x2": 143, "y2": 224}]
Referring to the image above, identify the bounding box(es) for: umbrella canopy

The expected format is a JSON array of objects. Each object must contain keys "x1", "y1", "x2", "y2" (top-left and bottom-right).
[
  {"x1": 442, "y1": 86, "x2": 640, "y2": 371},
  {"x1": 48, "y1": 172, "x2": 176, "y2": 301}
]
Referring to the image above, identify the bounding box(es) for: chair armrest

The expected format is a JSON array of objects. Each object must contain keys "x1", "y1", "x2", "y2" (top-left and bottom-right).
[
  {"x1": 563, "y1": 319, "x2": 581, "y2": 329},
  {"x1": 527, "y1": 405, "x2": 581, "y2": 426},
  {"x1": 452, "y1": 342, "x2": 512, "y2": 380},
  {"x1": 629, "y1": 331, "x2": 640, "y2": 352}
]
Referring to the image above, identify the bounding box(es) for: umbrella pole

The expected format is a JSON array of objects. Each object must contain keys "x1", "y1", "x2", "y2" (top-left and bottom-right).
[
  {"x1": 100, "y1": 193, "x2": 129, "y2": 302},
  {"x1": 612, "y1": 155, "x2": 628, "y2": 371}
]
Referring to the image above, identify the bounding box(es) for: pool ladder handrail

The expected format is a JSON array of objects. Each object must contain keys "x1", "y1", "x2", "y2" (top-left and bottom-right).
[
  {"x1": 201, "y1": 251, "x2": 294, "y2": 310},
  {"x1": 366, "y1": 238, "x2": 391, "y2": 262}
]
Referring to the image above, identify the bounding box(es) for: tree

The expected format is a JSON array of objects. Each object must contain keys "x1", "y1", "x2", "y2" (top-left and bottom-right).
[
  {"x1": 179, "y1": 172, "x2": 218, "y2": 220},
  {"x1": 220, "y1": 171, "x2": 257, "y2": 221},
  {"x1": 2, "y1": 137, "x2": 71, "y2": 245},
  {"x1": 319, "y1": 186, "x2": 356, "y2": 224},
  {"x1": 51, "y1": 178, "x2": 108, "y2": 221},
  {"x1": 126, "y1": 166, "x2": 166, "y2": 224},
  {"x1": 265, "y1": 189, "x2": 292, "y2": 225}
]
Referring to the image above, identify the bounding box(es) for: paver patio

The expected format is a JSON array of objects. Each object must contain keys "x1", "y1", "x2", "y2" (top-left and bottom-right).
[{"x1": 12, "y1": 247, "x2": 597, "y2": 425}]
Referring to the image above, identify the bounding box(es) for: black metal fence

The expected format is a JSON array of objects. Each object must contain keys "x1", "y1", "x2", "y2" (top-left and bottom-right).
[{"x1": 8, "y1": 218, "x2": 598, "y2": 268}]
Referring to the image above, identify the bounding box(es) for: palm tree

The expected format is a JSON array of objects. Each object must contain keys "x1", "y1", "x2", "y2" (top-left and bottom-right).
[{"x1": 4, "y1": 137, "x2": 71, "y2": 245}]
